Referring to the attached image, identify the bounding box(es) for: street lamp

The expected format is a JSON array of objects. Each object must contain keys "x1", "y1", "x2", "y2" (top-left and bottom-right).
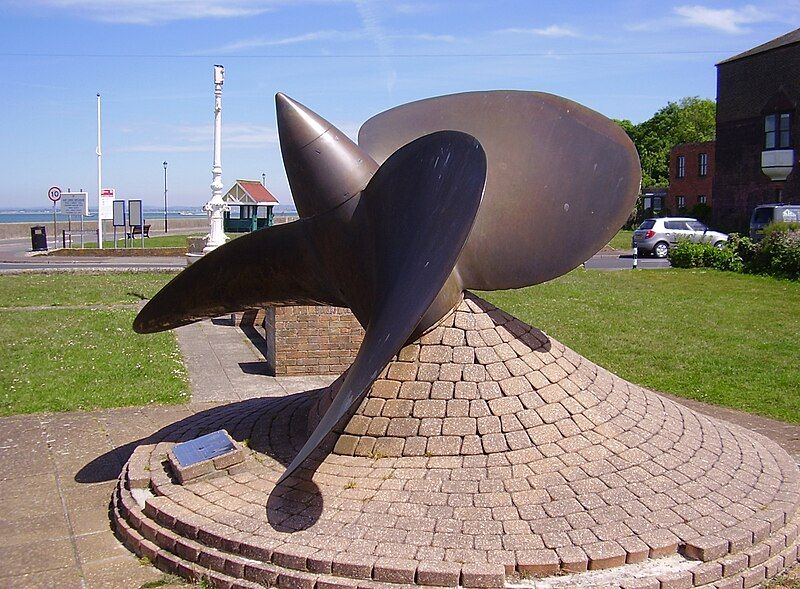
[{"x1": 163, "y1": 161, "x2": 168, "y2": 233}]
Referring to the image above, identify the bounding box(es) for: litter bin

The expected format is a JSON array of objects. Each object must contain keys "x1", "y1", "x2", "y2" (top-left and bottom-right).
[{"x1": 31, "y1": 225, "x2": 47, "y2": 251}]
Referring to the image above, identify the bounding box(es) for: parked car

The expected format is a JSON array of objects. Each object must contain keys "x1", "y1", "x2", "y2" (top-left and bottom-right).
[
  {"x1": 749, "y1": 204, "x2": 800, "y2": 241},
  {"x1": 632, "y1": 217, "x2": 729, "y2": 258}
]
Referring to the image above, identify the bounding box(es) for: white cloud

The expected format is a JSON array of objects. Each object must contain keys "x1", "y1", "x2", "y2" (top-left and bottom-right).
[
  {"x1": 199, "y1": 28, "x2": 453, "y2": 55},
  {"x1": 114, "y1": 123, "x2": 278, "y2": 154},
  {"x1": 206, "y1": 30, "x2": 365, "y2": 54},
  {"x1": 392, "y1": 3, "x2": 436, "y2": 15},
  {"x1": 11, "y1": 0, "x2": 327, "y2": 25},
  {"x1": 496, "y1": 24, "x2": 580, "y2": 38},
  {"x1": 628, "y1": 4, "x2": 772, "y2": 34},
  {"x1": 673, "y1": 4, "x2": 770, "y2": 33}
]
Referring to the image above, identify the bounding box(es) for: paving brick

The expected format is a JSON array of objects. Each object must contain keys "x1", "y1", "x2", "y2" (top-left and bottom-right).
[
  {"x1": 584, "y1": 541, "x2": 626, "y2": 570},
  {"x1": 460, "y1": 563, "x2": 505, "y2": 588},
  {"x1": 372, "y1": 557, "x2": 417, "y2": 583},
  {"x1": 416, "y1": 560, "x2": 461, "y2": 586},
  {"x1": 517, "y1": 548, "x2": 559, "y2": 576},
  {"x1": 657, "y1": 570, "x2": 693, "y2": 589}
]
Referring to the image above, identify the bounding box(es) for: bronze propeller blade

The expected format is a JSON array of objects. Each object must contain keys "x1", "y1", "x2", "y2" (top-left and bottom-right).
[
  {"x1": 359, "y1": 90, "x2": 642, "y2": 290},
  {"x1": 133, "y1": 220, "x2": 345, "y2": 334},
  {"x1": 279, "y1": 130, "x2": 486, "y2": 482}
]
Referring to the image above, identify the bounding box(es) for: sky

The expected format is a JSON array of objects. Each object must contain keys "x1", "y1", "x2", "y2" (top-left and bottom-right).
[{"x1": 2, "y1": 1, "x2": 799, "y2": 210}]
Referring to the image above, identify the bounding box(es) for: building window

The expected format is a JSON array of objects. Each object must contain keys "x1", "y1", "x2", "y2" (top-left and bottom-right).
[
  {"x1": 677, "y1": 156, "x2": 686, "y2": 178},
  {"x1": 765, "y1": 113, "x2": 791, "y2": 149},
  {"x1": 698, "y1": 195, "x2": 707, "y2": 204},
  {"x1": 698, "y1": 153, "x2": 708, "y2": 176},
  {"x1": 676, "y1": 195, "x2": 685, "y2": 209}
]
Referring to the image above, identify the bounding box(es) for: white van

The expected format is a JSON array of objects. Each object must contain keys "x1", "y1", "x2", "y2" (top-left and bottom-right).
[{"x1": 750, "y1": 204, "x2": 800, "y2": 241}]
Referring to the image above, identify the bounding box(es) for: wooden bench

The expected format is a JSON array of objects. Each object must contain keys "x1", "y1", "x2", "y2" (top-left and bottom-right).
[{"x1": 127, "y1": 224, "x2": 151, "y2": 239}]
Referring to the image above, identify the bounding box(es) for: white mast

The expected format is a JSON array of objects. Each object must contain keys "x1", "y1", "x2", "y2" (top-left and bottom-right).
[
  {"x1": 202, "y1": 64, "x2": 229, "y2": 253},
  {"x1": 96, "y1": 93, "x2": 103, "y2": 249}
]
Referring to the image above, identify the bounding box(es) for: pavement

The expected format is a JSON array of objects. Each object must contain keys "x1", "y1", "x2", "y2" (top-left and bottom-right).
[
  {"x1": 0, "y1": 319, "x2": 334, "y2": 589},
  {"x1": 1, "y1": 301, "x2": 796, "y2": 588},
  {"x1": 0, "y1": 234, "x2": 670, "y2": 272}
]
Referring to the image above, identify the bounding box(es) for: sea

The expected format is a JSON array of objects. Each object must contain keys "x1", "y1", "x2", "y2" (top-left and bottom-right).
[{"x1": 0, "y1": 205, "x2": 299, "y2": 224}]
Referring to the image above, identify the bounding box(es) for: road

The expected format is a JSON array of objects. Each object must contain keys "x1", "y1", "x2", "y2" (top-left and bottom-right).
[
  {"x1": 1, "y1": 243, "x2": 670, "y2": 272},
  {"x1": 584, "y1": 253, "x2": 671, "y2": 270}
]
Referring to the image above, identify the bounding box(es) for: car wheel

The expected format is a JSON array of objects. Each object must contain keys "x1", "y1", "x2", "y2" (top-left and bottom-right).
[
  {"x1": 653, "y1": 242, "x2": 669, "y2": 258},
  {"x1": 714, "y1": 241, "x2": 725, "y2": 249}
]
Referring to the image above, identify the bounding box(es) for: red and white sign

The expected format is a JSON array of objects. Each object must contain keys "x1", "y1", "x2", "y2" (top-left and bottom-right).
[
  {"x1": 48, "y1": 186, "x2": 62, "y2": 202},
  {"x1": 99, "y1": 188, "x2": 115, "y2": 220}
]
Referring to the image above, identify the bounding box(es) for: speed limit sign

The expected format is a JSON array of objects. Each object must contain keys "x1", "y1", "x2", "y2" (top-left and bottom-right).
[{"x1": 48, "y1": 186, "x2": 62, "y2": 202}]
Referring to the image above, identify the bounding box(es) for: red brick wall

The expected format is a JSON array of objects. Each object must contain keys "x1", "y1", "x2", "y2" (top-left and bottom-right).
[
  {"x1": 667, "y1": 141, "x2": 715, "y2": 212},
  {"x1": 263, "y1": 305, "x2": 364, "y2": 376},
  {"x1": 713, "y1": 42, "x2": 800, "y2": 232}
]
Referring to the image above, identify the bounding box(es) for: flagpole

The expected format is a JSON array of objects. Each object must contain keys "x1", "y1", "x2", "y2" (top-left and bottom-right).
[{"x1": 96, "y1": 93, "x2": 103, "y2": 249}]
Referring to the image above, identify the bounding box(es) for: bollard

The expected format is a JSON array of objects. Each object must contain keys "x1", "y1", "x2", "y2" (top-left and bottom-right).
[{"x1": 632, "y1": 245, "x2": 638, "y2": 269}]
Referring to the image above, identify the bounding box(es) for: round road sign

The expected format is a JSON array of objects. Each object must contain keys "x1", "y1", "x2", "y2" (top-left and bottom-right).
[{"x1": 48, "y1": 186, "x2": 62, "y2": 202}]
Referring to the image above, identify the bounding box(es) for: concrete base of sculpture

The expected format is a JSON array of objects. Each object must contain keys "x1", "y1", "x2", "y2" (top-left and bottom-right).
[{"x1": 113, "y1": 295, "x2": 799, "y2": 589}]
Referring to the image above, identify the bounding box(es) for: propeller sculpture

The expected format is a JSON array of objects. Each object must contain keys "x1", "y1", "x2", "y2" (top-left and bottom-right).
[{"x1": 134, "y1": 90, "x2": 641, "y2": 483}]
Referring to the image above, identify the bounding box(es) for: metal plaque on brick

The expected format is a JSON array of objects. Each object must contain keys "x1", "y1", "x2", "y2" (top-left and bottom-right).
[{"x1": 172, "y1": 430, "x2": 236, "y2": 467}]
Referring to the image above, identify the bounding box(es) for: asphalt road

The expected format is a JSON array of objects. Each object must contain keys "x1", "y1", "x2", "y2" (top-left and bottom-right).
[
  {"x1": 0, "y1": 247, "x2": 670, "y2": 272},
  {"x1": 584, "y1": 253, "x2": 671, "y2": 270}
]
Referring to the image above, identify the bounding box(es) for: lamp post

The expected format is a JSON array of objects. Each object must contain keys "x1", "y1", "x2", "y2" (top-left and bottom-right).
[
  {"x1": 202, "y1": 64, "x2": 229, "y2": 254},
  {"x1": 163, "y1": 161, "x2": 168, "y2": 233}
]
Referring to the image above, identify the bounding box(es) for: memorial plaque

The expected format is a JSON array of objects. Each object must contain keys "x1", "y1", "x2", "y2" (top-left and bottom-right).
[{"x1": 172, "y1": 430, "x2": 236, "y2": 467}]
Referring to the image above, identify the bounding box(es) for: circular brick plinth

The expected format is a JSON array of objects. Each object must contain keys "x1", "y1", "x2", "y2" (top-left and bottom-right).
[{"x1": 113, "y1": 294, "x2": 800, "y2": 589}]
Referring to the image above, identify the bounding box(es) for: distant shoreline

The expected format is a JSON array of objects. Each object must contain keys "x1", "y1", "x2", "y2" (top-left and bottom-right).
[{"x1": 0, "y1": 206, "x2": 298, "y2": 225}]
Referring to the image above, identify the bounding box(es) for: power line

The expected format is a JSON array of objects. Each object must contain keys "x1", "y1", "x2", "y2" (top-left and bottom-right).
[{"x1": 0, "y1": 49, "x2": 734, "y2": 59}]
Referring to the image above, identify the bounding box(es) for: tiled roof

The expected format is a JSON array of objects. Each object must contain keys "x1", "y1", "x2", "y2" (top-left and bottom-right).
[
  {"x1": 237, "y1": 180, "x2": 279, "y2": 203},
  {"x1": 718, "y1": 27, "x2": 800, "y2": 65}
]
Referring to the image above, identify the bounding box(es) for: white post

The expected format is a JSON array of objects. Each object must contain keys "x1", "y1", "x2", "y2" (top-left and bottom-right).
[
  {"x1": 96, "y1": 93, "x2": 103, "y2": 249},
  {"x1": 202, "y1": 64, "x2": 229, "y2": 254}
]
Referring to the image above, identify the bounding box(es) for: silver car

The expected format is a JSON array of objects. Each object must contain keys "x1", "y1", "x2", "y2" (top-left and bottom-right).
[{"x1": 632, "y1": 217, "x2": 728, "y2": 258}]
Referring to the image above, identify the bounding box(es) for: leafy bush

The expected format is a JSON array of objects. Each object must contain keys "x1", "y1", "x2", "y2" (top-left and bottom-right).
[
  {"x1": 760, "y1": 225, "x2": 800, "y2": 280},
  {"x1": 668, "y1": 241, "x2": 705, "y2": 268},
  {"x1": 692, "y1": 228, "x2": 799, "y2": 279},
  {"x1": 668, "y1": 240, "x2": 742, "y2": 272}
]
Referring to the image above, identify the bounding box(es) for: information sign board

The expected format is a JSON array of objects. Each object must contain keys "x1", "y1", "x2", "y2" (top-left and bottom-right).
[
  {"x1": 60, "y1": 192, "x2": 89, "y2": 216},
  {"x1": 99, "y1": 188, "x2": 115, "y2": 220},
  {"x1": 129, "y1": 199, "x2": 143, "y2": 227},
  {"x1": 112, "y1": 200, "x2": 126, "y2": 227}
]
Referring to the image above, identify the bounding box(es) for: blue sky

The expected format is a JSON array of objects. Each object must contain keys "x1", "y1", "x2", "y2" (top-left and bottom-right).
[{"x1": 2, "y1": 1, "x2": 799, "y2": 210}]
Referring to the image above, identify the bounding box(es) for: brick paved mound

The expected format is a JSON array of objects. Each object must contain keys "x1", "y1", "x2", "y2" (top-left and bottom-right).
[{"x1": 113, "y1": 294, "x2": 800, "y2": 589}]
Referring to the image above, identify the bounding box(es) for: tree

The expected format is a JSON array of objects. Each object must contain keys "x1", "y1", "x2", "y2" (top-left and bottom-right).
[{"x1": 616, "y1": 97, "x2": 716, "y2": 187}]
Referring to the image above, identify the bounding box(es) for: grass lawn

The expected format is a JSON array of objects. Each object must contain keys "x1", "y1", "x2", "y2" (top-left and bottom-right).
[
  {"x1": 607, "y1": 229, "x2": 633, "y2": 251},
  {"x1": 81, "y1": 233, "x2": 200, "y2": 249},
  {"x1": 0, "y1": 272, "x2": 187, "y2": 415},
  {"x1": 480, "y1": 268, "x2": 800, "y2": 423},
  {"x1": 0, "y1": 271, "x2": 178, "y2": 307}
]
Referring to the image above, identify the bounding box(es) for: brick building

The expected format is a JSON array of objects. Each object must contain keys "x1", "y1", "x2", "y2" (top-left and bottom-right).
[
  {"x1": 667, "y1": 141, "x2": 714, "y2": 216},
  {"x1": 713, "y1": 28, "x2": 800, "y2": 232}
]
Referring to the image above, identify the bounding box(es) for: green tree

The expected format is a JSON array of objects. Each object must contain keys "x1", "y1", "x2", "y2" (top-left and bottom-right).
[{"x1": 616, "y1": 97, "x2": 716, "y2": 187}]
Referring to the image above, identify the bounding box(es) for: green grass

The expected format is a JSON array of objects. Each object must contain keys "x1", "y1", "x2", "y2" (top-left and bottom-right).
[
  {"x1": 81, "y1": 233, "x2": 201, "y2": 249},
  {"x1": 480, "y1": 268, "x2": 800, "y2": 423},
  {"x1": 0, "y1": 272, "x2": 177, "y2": 307},
  {"x1": 0, "y1": 272, "x2": 187, "y2": 415},
  {"x1": 606, "y1": 229, "x2": 633, "y2": 251}
]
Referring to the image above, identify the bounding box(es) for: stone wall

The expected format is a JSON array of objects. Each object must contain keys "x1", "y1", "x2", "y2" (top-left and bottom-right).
[
  {"x1": 0, "y1": 217, "x2": 209, "y2": 240},
  {"x1": 263, "y1": 305, "x2": 363, "y2": 376}
]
